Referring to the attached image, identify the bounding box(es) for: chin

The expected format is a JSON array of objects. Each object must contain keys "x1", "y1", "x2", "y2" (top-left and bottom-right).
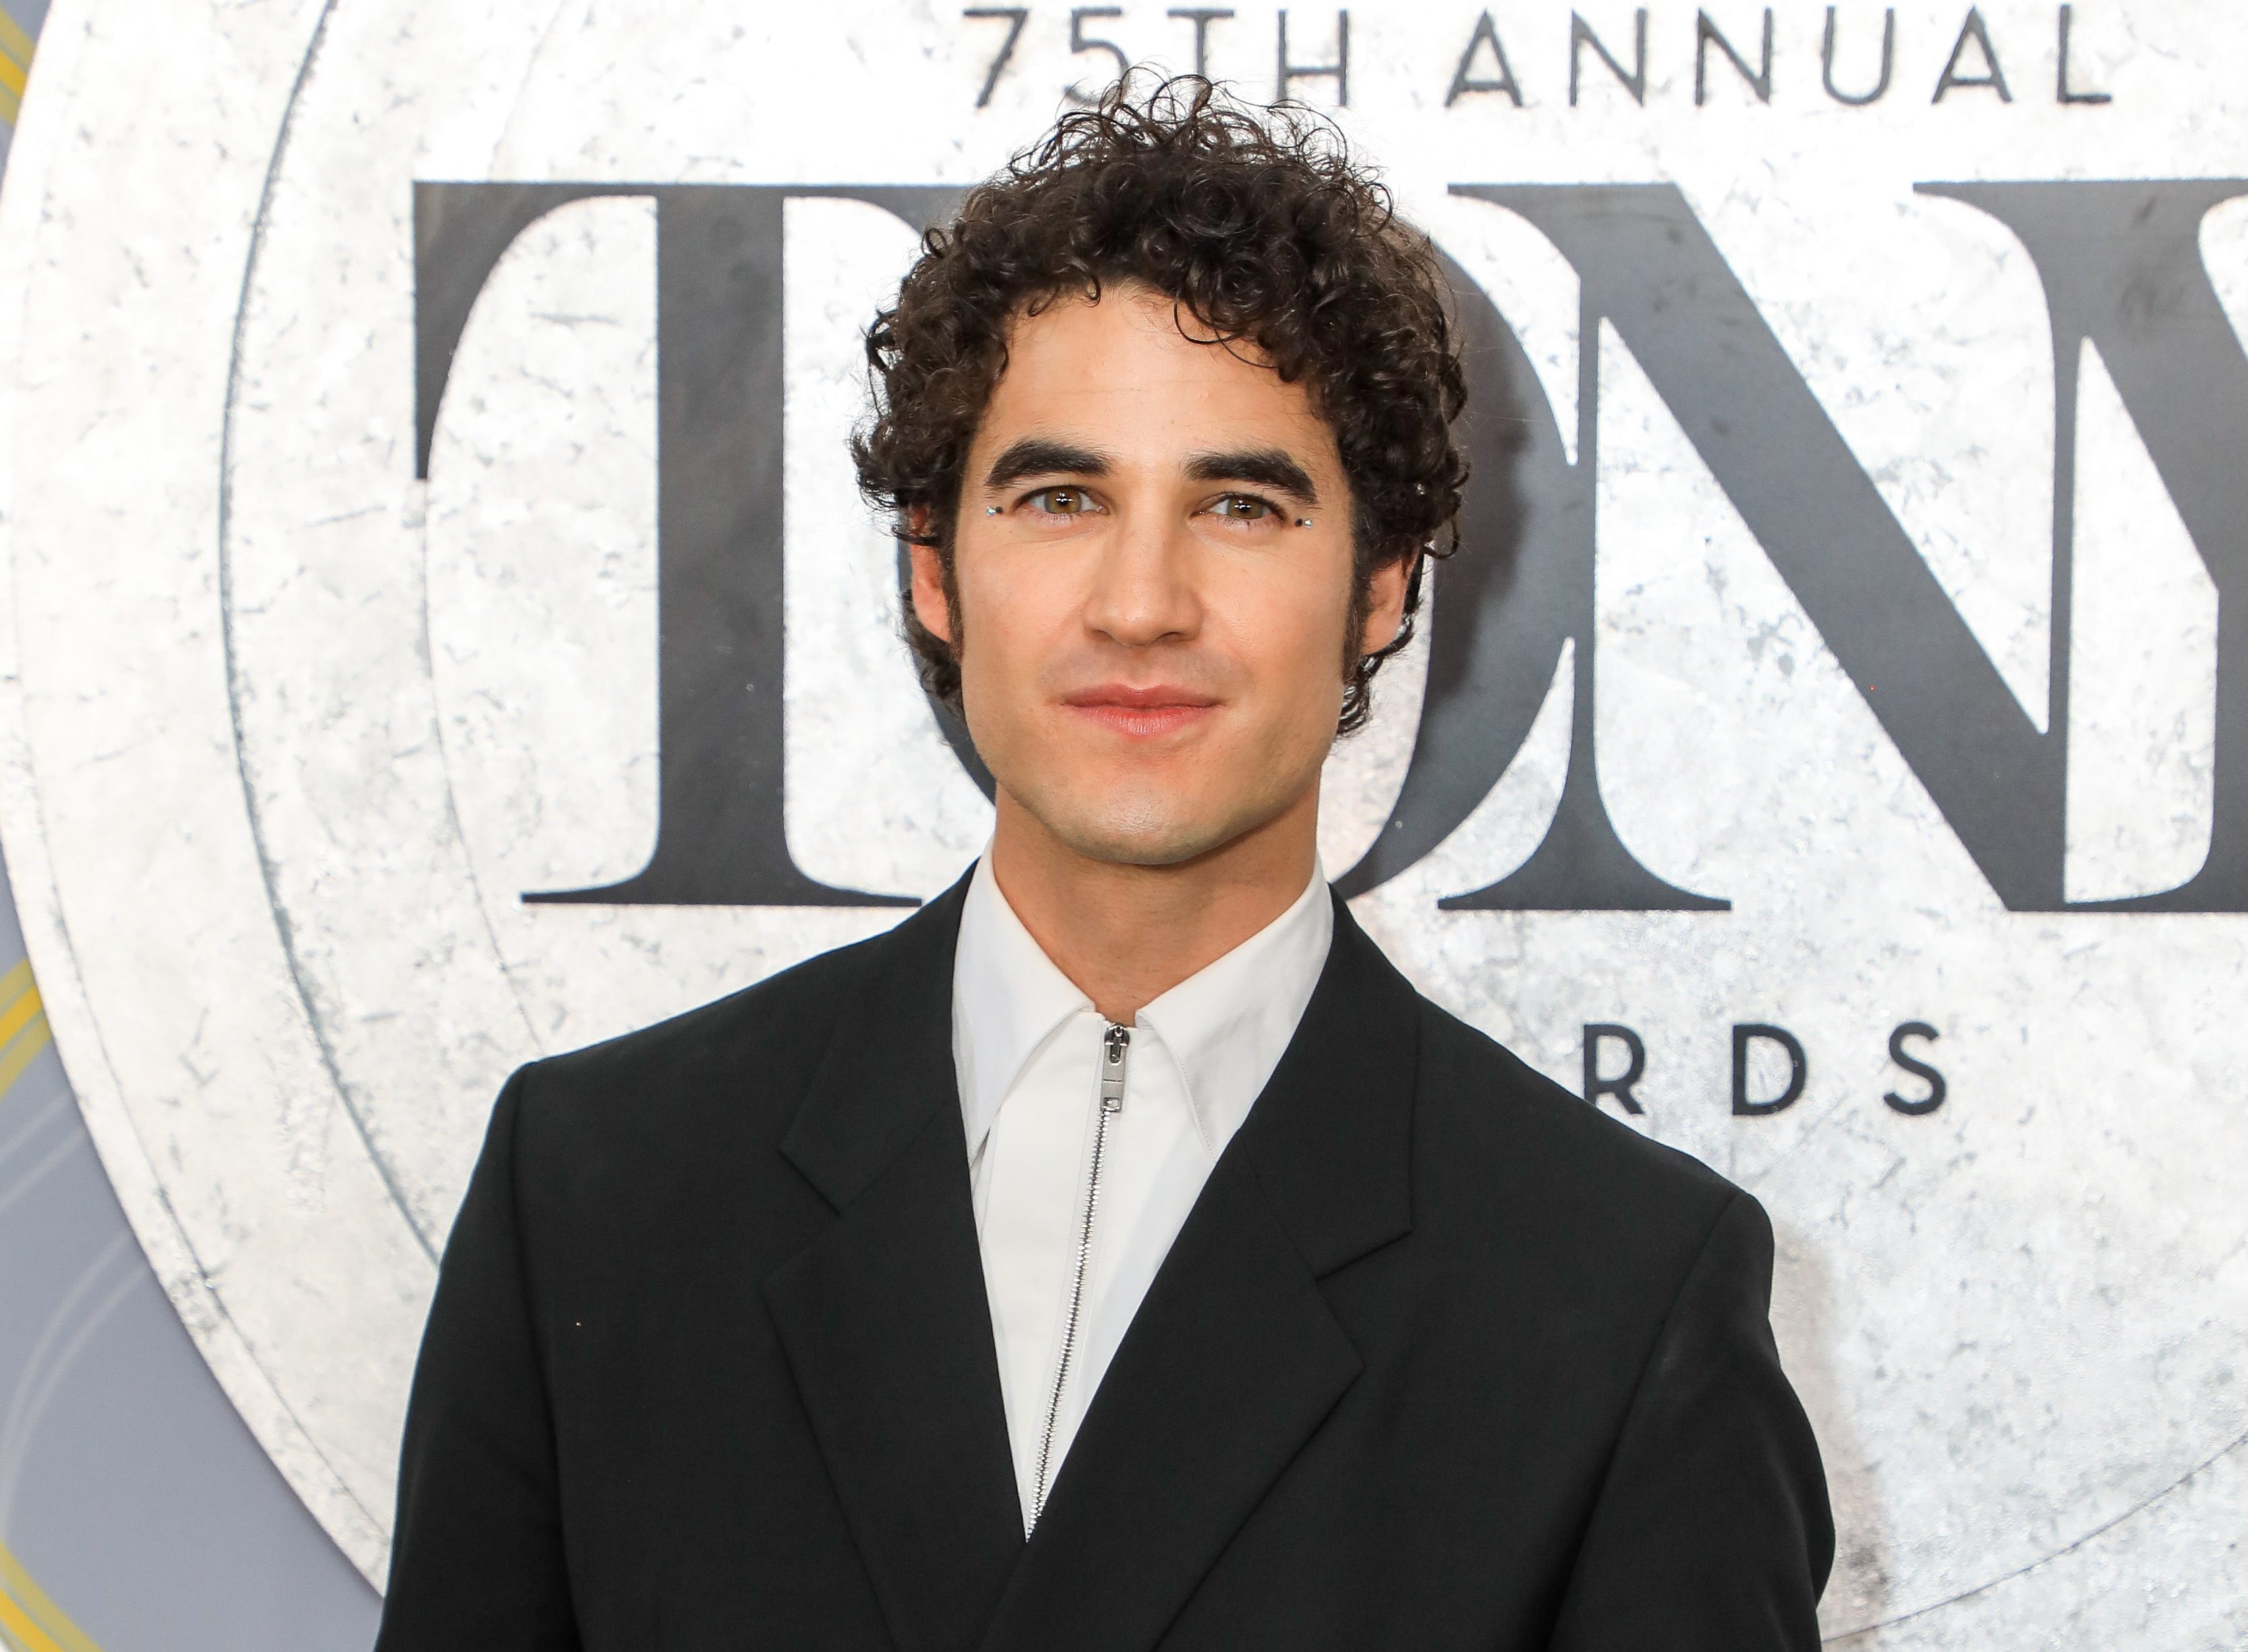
[
  {"x1": 1046, "y1": 810, "x2": 1231, "y2": 868},
  {"x1": 983, "y1": 718, "x2": 1325, "y2": 870},
  {"x1": 1032, "y1": 781, "x2": 1261, "y2": 869}
]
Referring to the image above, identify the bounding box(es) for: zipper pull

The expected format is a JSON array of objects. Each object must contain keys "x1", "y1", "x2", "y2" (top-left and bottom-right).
[{"x1": 1100, "y1": 1023, "x2": 1130, "y2": 1113}]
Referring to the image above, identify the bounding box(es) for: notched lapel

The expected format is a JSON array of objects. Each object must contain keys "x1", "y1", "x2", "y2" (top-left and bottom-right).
[
  {"x1": 973, "y1": 901, "x2": 1422, "y2": 1652},
  {"x1": 975, "y1": 1153, "x2": 1361, "y2": 1652},
  {"x1": 763, "y1": 878, "x2": 1025, "y2": 1652}
]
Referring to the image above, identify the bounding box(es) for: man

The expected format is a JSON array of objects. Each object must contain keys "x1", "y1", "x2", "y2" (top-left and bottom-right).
[{"x1": 376, "y1": 78, "x2": 1832, "y2": 1649}]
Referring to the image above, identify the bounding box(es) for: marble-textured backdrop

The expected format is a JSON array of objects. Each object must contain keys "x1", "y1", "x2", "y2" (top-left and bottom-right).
[{"x1": 0, "y1": 1, "x2": 2241, "y2": 1643}]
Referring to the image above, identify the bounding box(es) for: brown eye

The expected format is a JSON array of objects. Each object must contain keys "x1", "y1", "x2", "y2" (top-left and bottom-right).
[
  {"x1": 1027, "y1": 487, "x2": 1089, "y2": 515},
  {"x1": 1213, "y1": 494, "x2": 1276, "y2": 521}
]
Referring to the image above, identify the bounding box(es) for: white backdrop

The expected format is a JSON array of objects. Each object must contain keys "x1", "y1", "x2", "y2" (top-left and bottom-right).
[{"x1": 0, "y1": 1, "x2": 2243, "y2": 1643}]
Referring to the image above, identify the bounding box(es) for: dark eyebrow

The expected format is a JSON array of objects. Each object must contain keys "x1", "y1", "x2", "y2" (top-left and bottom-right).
[
  {"x1": 1183, "y1": 447, "x2": 1321, "y2": 506},
  {"x1": 982, "y1": 438, "x2": 1113, "y2": 491}
]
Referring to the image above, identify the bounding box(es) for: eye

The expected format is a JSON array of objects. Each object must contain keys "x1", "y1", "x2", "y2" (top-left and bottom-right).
[
  {"x1": 1207, "y1": 493, "x2": 1280, "y2": 523},
  {"x1": 1022, "y1": 486, "x2": 1099, "y2": 517}
]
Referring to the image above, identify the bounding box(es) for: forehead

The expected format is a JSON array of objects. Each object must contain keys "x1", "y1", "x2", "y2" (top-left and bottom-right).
[{"x1": 979, "y1": 283, "x2": 1338, "y2": 464}]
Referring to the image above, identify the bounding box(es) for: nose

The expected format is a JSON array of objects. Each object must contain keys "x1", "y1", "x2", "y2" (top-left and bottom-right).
[{"x1": 1081, "y1": 506, "x2": 1202, "y2": 649}]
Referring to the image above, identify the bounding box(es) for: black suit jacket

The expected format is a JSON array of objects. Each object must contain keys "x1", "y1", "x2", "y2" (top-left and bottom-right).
[{"x1": 376, "y1": 875, "x2": 1832, "y2": 1650}]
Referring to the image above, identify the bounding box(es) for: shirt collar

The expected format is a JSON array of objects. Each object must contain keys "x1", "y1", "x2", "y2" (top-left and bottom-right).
[
  {"x1": 952, "y1": 851, "x2": 1093, "y2": 1160},
  {"x1": 950, "y1": 847, "x2": 1334, "y2": 1162}
]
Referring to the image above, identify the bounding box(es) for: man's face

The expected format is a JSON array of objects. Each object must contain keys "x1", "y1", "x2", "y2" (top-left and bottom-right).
[{"x1": 909, "y1": 280, "x2": 1406, "y2": 868}]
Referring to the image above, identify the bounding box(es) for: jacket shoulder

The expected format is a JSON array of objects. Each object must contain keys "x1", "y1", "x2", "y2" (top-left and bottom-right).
[
  {"x1": 507, "y1": 924, "x2": 891, "y2": 1154},
  {"x1": 1412, "y1": 995, "x2": 1743, "y2": 1249}
]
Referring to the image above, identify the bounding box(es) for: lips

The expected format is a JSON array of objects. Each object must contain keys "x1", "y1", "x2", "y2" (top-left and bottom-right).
[{"x1": 1062, "y1": 683, "x2": 1220, "y2": 738}]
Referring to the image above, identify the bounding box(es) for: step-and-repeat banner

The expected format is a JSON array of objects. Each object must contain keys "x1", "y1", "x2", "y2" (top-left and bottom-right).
[{"x1": 0, "y1": 1, "x2": 2241, "y2": 1642}]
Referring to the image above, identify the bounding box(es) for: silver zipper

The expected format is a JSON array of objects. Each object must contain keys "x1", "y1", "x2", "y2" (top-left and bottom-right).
[{"x1": 1029, "y1": 1020, "x2": 1129, "y2": 1531}]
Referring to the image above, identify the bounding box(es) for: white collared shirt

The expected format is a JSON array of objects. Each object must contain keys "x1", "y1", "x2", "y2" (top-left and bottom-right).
[{"x1": 951, "y1": 850, "x2": 1333, "y2": 1531}]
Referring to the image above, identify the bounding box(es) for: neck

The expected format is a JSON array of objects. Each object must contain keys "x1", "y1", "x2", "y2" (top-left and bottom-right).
[{"x1": 987, "y1": 788, "x2": 1321, "y2": 1025}]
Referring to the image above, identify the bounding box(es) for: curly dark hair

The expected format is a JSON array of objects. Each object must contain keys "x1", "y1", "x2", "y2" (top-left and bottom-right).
[{"x1": 851, "y1": 73, "x2": 1469, "y2": 736}]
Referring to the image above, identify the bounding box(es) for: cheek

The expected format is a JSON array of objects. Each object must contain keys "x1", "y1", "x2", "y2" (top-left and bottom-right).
[
  {"x1": 953, "y1": 549, "x2": 1074, "y2": 688},
  {"x1": 1213, "y1": 549, "x2": 1355, "y2": 692}
]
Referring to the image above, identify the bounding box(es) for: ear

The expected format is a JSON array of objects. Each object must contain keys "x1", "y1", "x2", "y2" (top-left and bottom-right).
[
  {"x1": 1359, "y1": 552, "x2": 1412, "y2": 656},
  {"x1": 904, "y1": 508, "x2": 954, "y2": 645}
]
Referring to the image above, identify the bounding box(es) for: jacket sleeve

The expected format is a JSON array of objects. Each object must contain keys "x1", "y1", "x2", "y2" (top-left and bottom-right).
[
  {"x1": 375, "y1": 1067, "x2": 582, "y2": 1651},
  {"x1": 1547, "y1": 1189, "x2": 1835, "y2": 1651}
]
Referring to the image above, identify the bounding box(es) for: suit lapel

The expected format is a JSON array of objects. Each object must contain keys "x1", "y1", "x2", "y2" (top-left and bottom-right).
[
  {"x1": 975, "y1": 899, "x2": 1422, "y2": 1652},
  {"x1": 763, "y1": 874, "x2": 1026, "y2": 1652}
]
